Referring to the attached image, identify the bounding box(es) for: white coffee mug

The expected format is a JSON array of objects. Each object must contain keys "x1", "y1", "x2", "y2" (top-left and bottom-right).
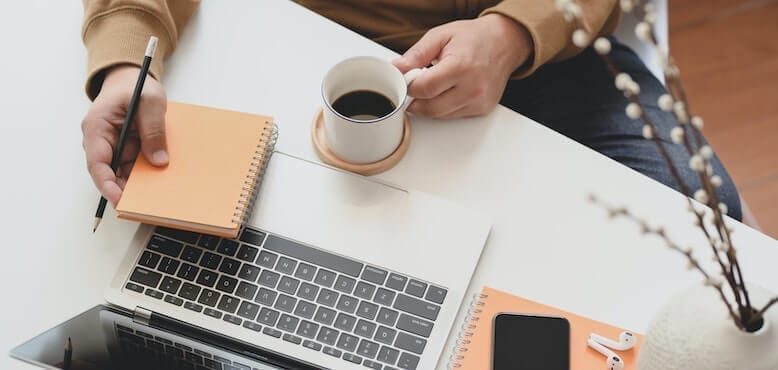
[{"x1": 321, "y1": 56, "x2": 423, "y2": 164}]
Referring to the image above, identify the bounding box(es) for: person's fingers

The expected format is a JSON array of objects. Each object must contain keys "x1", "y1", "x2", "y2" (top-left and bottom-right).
[
  {"x1": 393, "y1": 27, "x2": 451, "y2": 73},
  {"x1": 136, "y1": 88, "x2": 169, "y2": 166},
  {"x1": 408, "y1": 84, "x2": 470, "y2": 118},
  {"x1": 407, "y1": 56, "x2": 461, "y2": 100},
  {"x1": 83, "y1": 134, "x2": 122, "y2": 205}
]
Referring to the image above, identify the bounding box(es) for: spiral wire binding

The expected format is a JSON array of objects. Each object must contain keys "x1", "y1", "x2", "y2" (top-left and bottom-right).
[
  {"x1": 232, "y1": 122, "x2": 278, "y2": 228},
  {"x1": 447, "y1": 292, "x2": 490, "y2": 369}
]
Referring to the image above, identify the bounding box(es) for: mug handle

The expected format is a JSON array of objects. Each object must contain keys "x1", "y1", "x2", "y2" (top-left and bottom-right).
[{"x1": 402, "y1": 67, "x2": 426, "y2": 107}]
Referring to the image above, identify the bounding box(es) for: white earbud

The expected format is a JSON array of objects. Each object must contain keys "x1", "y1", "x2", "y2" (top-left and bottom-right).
[
  {"x1": 589, "y1": 331, "x2": 636, "y2": 351},
  {"x1": 587, "y1": 338, "x2": 625, "y2": 370}
]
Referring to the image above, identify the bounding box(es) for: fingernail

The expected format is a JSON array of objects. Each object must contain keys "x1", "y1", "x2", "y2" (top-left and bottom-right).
[{"x1": 152, "y1": 150, "x2": 168, "y2": 164}]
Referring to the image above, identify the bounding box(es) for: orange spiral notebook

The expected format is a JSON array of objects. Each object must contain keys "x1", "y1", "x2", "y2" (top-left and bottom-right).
[
  {"x1": 448, "y1": 286, "x2": 643, "y2": 370},
  {"x1": 116, "y1": 102, "x2": 277, "y2": 238}
]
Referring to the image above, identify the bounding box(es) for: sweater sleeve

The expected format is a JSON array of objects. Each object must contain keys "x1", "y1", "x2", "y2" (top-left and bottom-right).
[
  {"x1": 480, "y1": 0, "x2": 621, "y2": 78},
  {"x1": 81, "y1": 0, "x2": 200, "y2": 99}
]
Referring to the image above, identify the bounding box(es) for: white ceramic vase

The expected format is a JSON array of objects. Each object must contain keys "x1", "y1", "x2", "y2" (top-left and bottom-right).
[{"x1": 637, "y1": 284, "x2": 778, "y2": 370}]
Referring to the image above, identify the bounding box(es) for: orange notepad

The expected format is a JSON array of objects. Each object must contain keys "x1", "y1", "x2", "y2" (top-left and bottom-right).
[
  {"x1": 449, "y1": 286, "x2": 642, "y2": 370},
  {"x1": 116, "y1": 102, "x2": 277, "y2": 238}
]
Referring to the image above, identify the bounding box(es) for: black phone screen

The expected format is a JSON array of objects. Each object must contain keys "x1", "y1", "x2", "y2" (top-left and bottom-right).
[{"x1": 492, "y1": 313, "x2": 570, "y2": 370}]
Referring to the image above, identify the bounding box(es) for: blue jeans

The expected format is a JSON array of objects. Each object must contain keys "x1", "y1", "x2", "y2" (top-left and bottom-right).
[{"x1": 499, "y1": 38, "x2": 742, "y2": 221}]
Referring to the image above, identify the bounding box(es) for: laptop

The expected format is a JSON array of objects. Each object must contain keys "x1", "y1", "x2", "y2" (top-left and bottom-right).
[{"x1": 11, "y1": 151, "x2": 491, "y2": 370}]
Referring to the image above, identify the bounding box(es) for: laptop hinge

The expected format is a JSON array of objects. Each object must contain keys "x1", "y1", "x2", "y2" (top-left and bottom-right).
[{"x1": 133, "y1": 306, "x2": 153, "y2": 326}]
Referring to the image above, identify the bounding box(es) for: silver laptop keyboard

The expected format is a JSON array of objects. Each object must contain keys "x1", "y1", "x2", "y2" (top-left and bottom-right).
[{"x1": 125, "y1": 226, "x2": 448, "y2": 370}]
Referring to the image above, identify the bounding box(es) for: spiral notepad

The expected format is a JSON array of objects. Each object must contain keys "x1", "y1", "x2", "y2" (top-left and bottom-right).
[
  {"x1": 116, "y1": 102, "x2": 277, "y2": 238},
  {"x1": 448, "y1": 286, "x2": 642, "y2": 370}
]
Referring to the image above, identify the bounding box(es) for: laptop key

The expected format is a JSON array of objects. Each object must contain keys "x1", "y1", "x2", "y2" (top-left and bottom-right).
[
  {"x1": 164, "y1": 295, "x2": 184, "y2": 306},
  {"x1": 376, "y1": 307, "x2": 400, "y2": 326},
  {"x1": 377, "y1": 346, "x2": 400, "y2": 365},
  {"x1": 203, "y1": 358, "x2": 222, "y2": 369},
  {"x1": 198, "y1": 289, "x2": 220, "y2": 307},
  {"x1": 158, "y1": 257, "x2": 180, "y2": 275},
  {"x1": 336, "y1": 295, "x2": 359, "y2": 314},
  {"x1": 294, "y1": 263, "x2": 317, "y2": 281},
  {"x1": 361, "y1": 266, "x2": 388, "y2": 285},
  {"x1": 256, "y1": 251, "x2": 278, "y2": 268},
  {"x1": 282, "y1": 333, "x2": 302, "y2": 345},
  {"x1": 218, "y1": 258, "x2": 241, "y2": 275},
  {"x1": 323, "y1": 346, "x2": 342, "y2": 358},
  {"x1": 239, "y1": 228, "x2": 266, "y2": 246},
  {"x1": 278, "y1": 276, "x2": 300, "y2": 295},
  {"x1": 262, "y1": 327, "x2": 282, "y2": 338},
  {"x1": 217, "y1": 295, "x2": 240, "y2": 314},
  {"x1": 147, "y1": 235, "x2": 183, "y2": 258},
  {"x1": 316, "y1": 327, "x2": 340, "y2": 345},
  {"x1": 314, "y1": 306, "x2": 337, "y2": 326},
  {"x1": 125, "y1": 282, "x2": 144, "y2": 293},
  {"x1": 255, "y1": 288, "x2": 277, "y2": 306},
  {"x1": 394, "y1": 294, "x2": 440, "y2": 321},
  {"x1": 316, "y1": 288, "x2": 339, "y2": 307},
  {"x1": 397, "y1": 352, "x2": 420, "y2": 370},
  {"x1": 275, "y1": 257, "x2": 297, "y2": 275},
  {"x1": 405, "y1": 280, "x2": 427, "y2": 298},
  {"x1": 235, "y1": 282, "x2": 258, "y2": 300},
  {"x1": 297, "y1": 282, "x2": 319, "y2": 301},
  {"x1": 395, "y1": 332, "x2": 426, "y2": 355},
  {"x1": 176, "y1": 263, "x2": 199, "y2": 281},
  {"x1": 425, "y1": 286, "x2": 447, "y2": 304},
  {"x1": 257, "y1": 308, "x2": 280, "y2": 326},
  {"x1": 386, "y1": 273, "x2": 408, "y2": 291},
  {"x1": 159, "y1": 276, "x2": 182, "y2": 294},
  {"x1": 294, "y1": 300, "x2": 316, "y2": 319},
  {"x1": 130, "y1": 267, "x2": 162, "y2": 288},
  {"x1": 336, "y1": 333, "x2": 359, "y2": 352},
  {"x1": 216, "y1": 275, "x2": 238, "y2": 294},
  {"x1": 355, "y1": 319, "x2": 377, "y2": 339},
  {"x1": 264, "y1": 234, "x2": 363, "y2": 277},
  {"x1": 178, "y1": 282, "x2": 201, "y2": 301},
  {"x1": 199, "y1": 252, "x2": 222, "y2": 270},
  {"x1": 196, "y1": 269, "x2": 218, "y2": 288},
  {"x1": 334, "y1": 313, "x2": 357, "y2": 332},
  {"x1": 274, "y1": 294, "x2": 297, "y2": 313},
  {"x1": 342, "y1": 353, "x2": 363, "y2": 365},
  {"x1": 296, "y1": 320, "x2": 319, "y2": 339},
  {"x1": 243, "y1": 321, "x2": 262, "y2": 332},
  {"x1": 204, "y1": 308, "x2": 222, "y2": 319},
  {"x1": 237, "y1": 301, "x2": 260, "y2": 320},
  {"x1": 213, "y1": 241, "x2": 238, "y2": 258},
  {"x1": 237, "y1": 264, "x2": 260, "y2": 282},
  {"x1": 145, "y1": 289, "x2": 164, "y2": 300},
  {"x1": 397, "y1": 314, "x2": 433, "y2": 338},
  {"x1": 357, "y1": 339, "x2": 380, "y2": 359},
  {"x1": 236, "y1": 244, "x2": 259, "y2": 262},
  {"x1": 357, "y1": 301, "x2": 379, "y2": 320},
  {"x1": 302, "y1": 340, "x2": 322, "y2": 351},
  {"x1": 374, "y1": 326, "x2": 397, "y2": 345},
  {"x1": 277, "y1": 314, "x2": 300, "y2": 332},
  {"x1": 334, "y1": 275, "x2": 356, "y2": 294},
  {"x1": 363, "y1": 359, "x2": 382, "y2": 369},
  {"x1": 258, "y1": 270, "x2": 280, "y2": 288},
  {"x1": 373, "y1": 288, "x2": 396, "y2": 307},
  {"x1": 184, "y1": 301, "x2": 203, "y2": 313},
  {"x1": 314, "y1": 269, "x2": 336, "y2": 288},
  {"x1": 139, "y1": 250, "x2": 161, "y2": 268},
  {"x1": 223, "y1": 314, "x2": 242, "y2": 326},
  {"x1": 155, "y1": 227, "x2": 200, "y2": 244}
]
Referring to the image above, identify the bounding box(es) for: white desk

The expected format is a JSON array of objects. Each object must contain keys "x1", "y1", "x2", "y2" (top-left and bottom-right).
[{"x1": 1, "y1": 1, "x2": 776, "y2": 369}]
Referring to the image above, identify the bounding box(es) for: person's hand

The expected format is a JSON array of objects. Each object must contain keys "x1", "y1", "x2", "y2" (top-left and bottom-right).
[
  {"x1": 81, "y1": 65, "x2": 168, "y2": 206},
  {"x1": 393, "y1": 14, "x2": 533, "y2": 119}
]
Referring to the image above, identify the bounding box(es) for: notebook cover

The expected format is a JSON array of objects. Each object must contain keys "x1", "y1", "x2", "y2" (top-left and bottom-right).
[
  {"x1": 450, "y1": 286, "x2": 643, "y2": 370},
  {"x1": 116, "y1": 102, "x2": 274, "y2": 238}
]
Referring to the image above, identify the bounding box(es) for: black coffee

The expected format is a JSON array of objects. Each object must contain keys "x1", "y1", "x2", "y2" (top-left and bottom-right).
[{"x1": 332, "y1": 90, "x2": 397, "y2": 120}]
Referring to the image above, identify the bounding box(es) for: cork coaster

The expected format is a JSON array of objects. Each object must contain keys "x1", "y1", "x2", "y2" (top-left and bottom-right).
[{"x1": 311, "y1": 108, "x2": 411, "y2": 176}]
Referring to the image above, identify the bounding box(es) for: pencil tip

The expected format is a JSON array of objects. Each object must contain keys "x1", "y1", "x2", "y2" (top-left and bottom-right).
[{"x1": 93, "y1": 217, "x2": 102, "y2": 232}]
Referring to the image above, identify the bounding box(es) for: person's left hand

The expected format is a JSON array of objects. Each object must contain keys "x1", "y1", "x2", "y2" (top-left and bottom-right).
[{"x1": 393, "y1": 14, "x2": 533, "y2": 119}]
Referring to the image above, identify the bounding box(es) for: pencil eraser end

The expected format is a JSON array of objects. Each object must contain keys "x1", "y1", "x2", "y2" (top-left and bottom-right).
[{"x1": 145, "y1": 36, "x2": 158, "y2": 57}]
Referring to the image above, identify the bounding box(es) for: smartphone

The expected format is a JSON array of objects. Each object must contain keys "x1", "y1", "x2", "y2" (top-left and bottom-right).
[{"x1": 492, "y1": 313, "x2": 570, "y2": 370}]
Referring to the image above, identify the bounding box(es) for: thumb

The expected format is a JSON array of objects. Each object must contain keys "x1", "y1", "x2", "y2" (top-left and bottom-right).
[
  {"x1": 137, "y1": 95, "x2": 169, "y2": 166},
  {"x1": 393, "y1": 28, "x2": 449, "y2": 73}
]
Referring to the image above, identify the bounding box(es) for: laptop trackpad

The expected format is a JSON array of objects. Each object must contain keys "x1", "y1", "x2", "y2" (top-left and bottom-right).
[{"x1": 247, "y1": 152, "x2": 489, "y2": 283}]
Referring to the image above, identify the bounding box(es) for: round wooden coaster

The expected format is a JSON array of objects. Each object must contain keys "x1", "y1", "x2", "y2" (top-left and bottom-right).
[{"x1": 311, "y1": 108, "x2": 411, "y2": 176}]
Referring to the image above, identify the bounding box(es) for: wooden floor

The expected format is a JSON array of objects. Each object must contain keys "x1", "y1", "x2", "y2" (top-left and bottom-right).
[{"x1": 669, "y1": 0, "x2": 778, "y2": 238}]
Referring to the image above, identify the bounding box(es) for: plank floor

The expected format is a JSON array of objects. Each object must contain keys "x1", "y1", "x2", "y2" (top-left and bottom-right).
[{"x1": 669, "y1": 0, "x2": 778, "y2": 238}]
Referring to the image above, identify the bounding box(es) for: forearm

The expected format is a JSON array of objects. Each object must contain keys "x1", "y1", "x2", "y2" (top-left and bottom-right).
[{"x1": 81, "y1": 0, "x2": 200, "y2": 99}]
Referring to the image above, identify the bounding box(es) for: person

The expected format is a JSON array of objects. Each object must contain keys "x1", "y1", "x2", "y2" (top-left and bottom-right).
[{"x1": 80, "y1": 0, "x2": 743, "y2": 220}]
